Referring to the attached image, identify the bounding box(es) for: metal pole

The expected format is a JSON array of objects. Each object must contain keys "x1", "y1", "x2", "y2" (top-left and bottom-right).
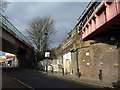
[
  {"x1": 46, "y1": 58, "x2": 48, "y2": 73},
  {"x1": 44, "y1": 31, "x2": 48, "y2": 73}
]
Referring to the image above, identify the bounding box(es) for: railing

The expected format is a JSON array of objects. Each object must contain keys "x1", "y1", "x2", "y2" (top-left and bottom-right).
[{"x1": 0, "y1": 14, "x2": 33, "y2": 48}]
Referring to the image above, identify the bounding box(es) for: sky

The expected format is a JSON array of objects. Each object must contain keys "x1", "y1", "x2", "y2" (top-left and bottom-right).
[{"x1": 4, "y1": 1, "x2": 89, "y2": 48}]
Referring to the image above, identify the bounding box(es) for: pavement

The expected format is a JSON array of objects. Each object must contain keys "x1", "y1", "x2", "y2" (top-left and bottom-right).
[{"x1": 37, "y1": 70, "x2": 114, "y2": 88}]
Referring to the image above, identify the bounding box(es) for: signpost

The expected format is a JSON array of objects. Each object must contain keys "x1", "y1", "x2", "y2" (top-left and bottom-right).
[
  {"x1": 45, "y1": 52, "x2": 50, "y2": 73},
  {"x1": 45, "y1": 52, "x2": 50, "y2": 58}
]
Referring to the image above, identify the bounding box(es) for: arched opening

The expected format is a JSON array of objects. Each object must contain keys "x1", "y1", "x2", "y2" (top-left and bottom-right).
[
  {"x1": 0, "y1": 51, "x2": 18, "y2": 67},
  {"x1": 16, "y1": 48, "x2": 27, "y2": 68}
]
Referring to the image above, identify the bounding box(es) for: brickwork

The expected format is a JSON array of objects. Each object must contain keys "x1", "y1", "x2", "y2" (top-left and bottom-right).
[
  {"x1": 78, "y1": 34, "x2": 119, "y2": 85},
  {"x1": 93, "y1": 43, "x2": 118, "y2": 82}
]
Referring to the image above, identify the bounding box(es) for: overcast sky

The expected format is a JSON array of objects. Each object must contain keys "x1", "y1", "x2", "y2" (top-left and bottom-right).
[{"x1": 4, "y1": 1, "x2": 89, "y2": 48}]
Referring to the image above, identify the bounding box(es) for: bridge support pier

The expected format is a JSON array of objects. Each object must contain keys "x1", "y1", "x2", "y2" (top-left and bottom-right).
[
  {"x1": 16, "y1": 48, "x2": 27, "y2": 68},
  {"x1": 16, "y1": 47, "x2": 35, "y2": 68}
]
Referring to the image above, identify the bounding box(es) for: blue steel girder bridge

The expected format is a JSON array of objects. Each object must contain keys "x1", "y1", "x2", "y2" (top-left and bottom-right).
[
  {"x1": 76, "y1": 0, "x2": 120, "y2": 41},
  {"x1": 0, "y1": 14, "x2": 34, "y2": 68}
]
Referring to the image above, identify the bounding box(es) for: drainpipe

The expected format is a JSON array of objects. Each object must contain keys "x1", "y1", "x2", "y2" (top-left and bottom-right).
[
  {"x1": 75, "y1": 27, "x2": 81, "y2": 77},
  {"x1": 76, "y1": 49, "x2": 81, "y2": 77}
]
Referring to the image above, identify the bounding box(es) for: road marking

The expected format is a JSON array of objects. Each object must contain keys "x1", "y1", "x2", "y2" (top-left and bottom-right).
[{"x1": 13, "y1": 77, "x2": 34, "y2": 90}]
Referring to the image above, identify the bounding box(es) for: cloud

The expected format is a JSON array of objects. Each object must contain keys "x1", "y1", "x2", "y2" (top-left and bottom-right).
[{"x1": 5, "y1": 2, "x2": 89, "y2": 48}]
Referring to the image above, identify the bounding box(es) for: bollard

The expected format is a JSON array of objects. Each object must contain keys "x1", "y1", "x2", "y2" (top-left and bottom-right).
[
  {"x1": 51, "y1": 66, "x2": 54, "y2": 74},
  {"x1": 77, "y1": 69, "x2": 81, "y2": 77},
  {"x1": 62, "y1": 67, "x2": 64, "y2": 76}
]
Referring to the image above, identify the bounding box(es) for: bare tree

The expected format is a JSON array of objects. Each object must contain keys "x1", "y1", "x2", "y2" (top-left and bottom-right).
[
  {"x1": 27, "y1": 16, "x2": 56, "y2": 60},
  {"x1": 0, "y1": 0, "x2": 8, "y2": 13}
]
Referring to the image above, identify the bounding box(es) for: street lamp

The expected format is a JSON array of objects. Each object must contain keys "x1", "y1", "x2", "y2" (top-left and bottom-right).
[{"x1": 44, "y1": 32, "x2": 48, "y2": 73}]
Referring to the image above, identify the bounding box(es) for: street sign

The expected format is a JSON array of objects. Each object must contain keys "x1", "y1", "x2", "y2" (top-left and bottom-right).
[{"x1": 45, "y1": 52, "x2": 50, "y2": 58}]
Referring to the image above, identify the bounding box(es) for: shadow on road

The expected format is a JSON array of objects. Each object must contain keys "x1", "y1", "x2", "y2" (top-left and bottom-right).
[{"x1": 2, "y1": 67, "x2": 106, "y2": 89}]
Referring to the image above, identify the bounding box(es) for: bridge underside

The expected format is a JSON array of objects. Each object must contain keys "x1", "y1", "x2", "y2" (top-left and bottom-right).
[
  {"x1": 2, "y1": 38, "x2": 16, "y2": 54},
  {"x1": 83, "y1": 14, "x2": 120, "y2": 41},
  {"x1": 81, "y1": 1, "x2": 120, "y2": 41},
  {"x1": 1, "y1": 27, "x2": 34, "y2": 68}
]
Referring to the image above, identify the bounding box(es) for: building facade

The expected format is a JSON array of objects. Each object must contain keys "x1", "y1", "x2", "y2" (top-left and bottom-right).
[{"x1": 59, "y1": 0, "x2": 120, "y2": 87}]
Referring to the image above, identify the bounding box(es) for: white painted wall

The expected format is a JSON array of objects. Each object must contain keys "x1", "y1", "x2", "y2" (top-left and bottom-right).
[{"x1": 63, "y1": 52, "x2": 71, "y2": 72}]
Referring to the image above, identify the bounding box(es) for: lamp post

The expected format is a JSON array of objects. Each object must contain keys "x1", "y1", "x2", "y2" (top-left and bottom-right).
[{"x1": 44, "y1": 32, "x2": 48, "y2": 73}]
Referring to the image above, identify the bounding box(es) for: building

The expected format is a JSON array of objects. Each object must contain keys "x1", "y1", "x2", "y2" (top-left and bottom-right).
[
  {"x1": 75, "y1": 0, "x2": 120, "y2": 87},
  {"x1": 60, "y1": 0, "x2": 120, "y2": 87},
  {"x1": 60, "y1": 27, "x2": 80, "y2": 75}
]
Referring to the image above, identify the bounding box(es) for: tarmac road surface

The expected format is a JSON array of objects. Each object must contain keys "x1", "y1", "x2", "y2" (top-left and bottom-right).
[{"x1": 2, "y1": 67, "x2": 100, "y2": 89}]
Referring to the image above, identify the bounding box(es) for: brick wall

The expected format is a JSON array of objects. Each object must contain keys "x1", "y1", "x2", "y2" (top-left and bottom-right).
[{"x1": 78, "y1": 34, "x2": 119, "y2": 84}]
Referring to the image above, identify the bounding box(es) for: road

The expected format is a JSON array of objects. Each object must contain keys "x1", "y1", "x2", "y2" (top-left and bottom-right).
[
  {"x1": 2, "y1": 73, "x2": 28, "y2": 89},
  {"x1": 2, "y1": 67, "x2": 98, "y2": 89}
]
